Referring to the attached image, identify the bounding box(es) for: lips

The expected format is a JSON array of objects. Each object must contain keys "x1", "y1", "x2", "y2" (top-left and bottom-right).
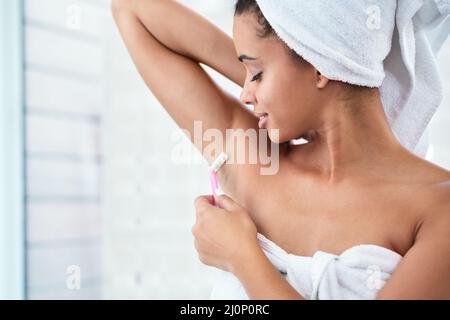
[
  {"x1": 253, "y1": 111, "x2": 269, "y2": 118},
  {"x1": 253, "y1": 111, "x2": 269, "y2": 129}
]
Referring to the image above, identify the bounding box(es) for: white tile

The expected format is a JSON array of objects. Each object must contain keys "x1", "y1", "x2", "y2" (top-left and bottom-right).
[
  {"x1": 27, "y1": 285, "x2": 102, "y2": 300},
  {"x1": 25, "y1": 0, "x2": 108, "y2": 38},
  {"x1": 26, "y1": 70, "x2": 104, "y2": 115},
  {"x1": 27, "y1": 158, "x2": 100, "y2": 197},
  {"x1": 26, "y1": 114, "x2": 100, "y2": 156},
  {"x1": 25, "y1": 25, "x2": 103, "y2": 77},
  {"x1": 27, "y1": 203, "x2": 102, "y2": 242},
  {"x1": 27, "y1": 245, "x2": 102, "y2": 288}
]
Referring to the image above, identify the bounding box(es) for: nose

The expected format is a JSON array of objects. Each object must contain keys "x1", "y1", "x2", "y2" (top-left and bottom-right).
[{"x1": 240, "y1": 83, "x2": 257, "y2": 106}]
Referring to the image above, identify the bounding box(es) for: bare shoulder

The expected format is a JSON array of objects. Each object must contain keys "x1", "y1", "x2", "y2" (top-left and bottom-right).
[
  {"x1": 390, "y1": 155, "x2": 450, "y2": 243},
  {"x1": 413, "y1": 163, "x2": 450, "y2": 242},
  {"x1": 377, "y1": 169, "x2": 450, "y2": 299},
  {"x1": 418, "y1": 160, "x2": 450, "y2": 204}
]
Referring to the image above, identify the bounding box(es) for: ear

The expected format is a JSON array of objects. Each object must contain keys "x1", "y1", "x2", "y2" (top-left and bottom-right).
[{"x1": 315, "y1": 70, "x2": 330, "y2": 89}]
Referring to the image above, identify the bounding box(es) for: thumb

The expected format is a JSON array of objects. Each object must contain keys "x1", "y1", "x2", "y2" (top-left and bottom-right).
[
  {"x1": 194, "y1": 195, "x2": 214, "y2": 210},
  {"x1": 216, "y1": 194, "x2": 240, "y2": 211}
]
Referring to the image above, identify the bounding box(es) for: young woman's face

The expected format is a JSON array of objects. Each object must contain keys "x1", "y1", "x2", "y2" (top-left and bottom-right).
[{"x1": 233, "y1": 13, "x2": 325, "y2": 143}]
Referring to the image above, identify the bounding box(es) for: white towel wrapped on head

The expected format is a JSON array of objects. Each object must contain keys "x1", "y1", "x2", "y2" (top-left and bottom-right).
[{"x1": 254, "y1": 0, "x2": 450, "y2": 157}]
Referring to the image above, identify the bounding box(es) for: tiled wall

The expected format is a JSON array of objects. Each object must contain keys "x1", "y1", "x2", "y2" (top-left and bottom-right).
[
  {"x1": 24, "y1": 0, "x2": 239, "y2": 299},
  {"x1": 101, "y1": 0, "x2": 239, "y2": 299},
  {"x1": 25, "y1": 0, "x2": 108, "y2": 299}
]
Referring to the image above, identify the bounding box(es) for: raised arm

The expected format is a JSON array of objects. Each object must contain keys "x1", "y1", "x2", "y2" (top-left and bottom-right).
[
  {"x1": 111, "y1": 0, "x2": 272, "y2": 206},
  {"x1": 112, "y1": 0, "x2": 246, "y2": 87},
  {"x1": 111, "y1": 0, "x2": 259, "y2": 167}
]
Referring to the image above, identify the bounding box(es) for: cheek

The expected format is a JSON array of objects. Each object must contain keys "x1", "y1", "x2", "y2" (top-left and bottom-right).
[
  {"x1": 256, "y1": 76, "x2": 285, "y2": 112},
  {"x1": 262, "y1": 66, "x2": 313, "y2": 142},
  {"x1": 269, "y1": 88, "x2": 307, "y2": 140},
  {"x1": 256, "y1": 72, "x2": 306, "y2": 135},
  {"x1": 263, "y1": 81, "x2": 295, "y2": 121}
]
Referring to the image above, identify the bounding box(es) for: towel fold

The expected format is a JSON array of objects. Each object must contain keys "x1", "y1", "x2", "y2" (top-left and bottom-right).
[
  {"x1": 210, "y1": 233, "x2": 403, "y2": 300},
  {"x1": 255, "y1": 0, "x2": 450, "y2": 157}
]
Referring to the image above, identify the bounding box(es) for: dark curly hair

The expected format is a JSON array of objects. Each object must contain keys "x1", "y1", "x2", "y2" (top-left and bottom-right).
[
  {"x1": 234, "y1": 0, "x2": 275, "y2": 38},
  {"x1": 234, "y1": 0, "x2": 305, "y2": 64}
]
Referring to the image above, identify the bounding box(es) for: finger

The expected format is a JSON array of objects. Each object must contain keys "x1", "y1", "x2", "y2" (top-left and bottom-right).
[
  {"x1": 193, "y1": 237, "x2": 200, "y2": 250},
  {"x1": 216, "y1": 194, "x2": 239, "y2": 211},
  {"x1": 194, "y1": 195, "x2": 214, "y2": 211},
  {"x1": 191, "y1": 223, "x2": 198, "y2": 237}
]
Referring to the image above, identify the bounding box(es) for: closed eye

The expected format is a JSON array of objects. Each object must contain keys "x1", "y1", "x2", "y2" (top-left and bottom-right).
[{"x1": 251, "y1": 72, "x2": 263, "y2": 82}]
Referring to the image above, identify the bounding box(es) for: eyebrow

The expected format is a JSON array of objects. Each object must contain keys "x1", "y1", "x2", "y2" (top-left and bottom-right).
[{"x1": 238, "y1": 54, "x2": 258, "y2": 62}]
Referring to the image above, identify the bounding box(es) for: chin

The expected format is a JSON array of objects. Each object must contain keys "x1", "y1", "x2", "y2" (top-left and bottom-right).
[
  {"x1": 268, "y1": 127, "x2": 310, "y2": 145},
  {"x1": 267, "y1": 128, "x2": 289, "y2": 144}
]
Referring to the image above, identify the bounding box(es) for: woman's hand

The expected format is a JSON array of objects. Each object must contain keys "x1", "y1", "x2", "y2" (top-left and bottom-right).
[
  {"x1": 192, "y1": 194, "x2": 305, "y2": 300},
  {"x1": 192, "y1": 194, "x2": 259, "y2": 273}
]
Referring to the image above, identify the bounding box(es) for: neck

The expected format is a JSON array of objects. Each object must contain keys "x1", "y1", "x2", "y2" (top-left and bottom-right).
[{"x1": 287, "y1": 89, "x2": 405, "y2": 184}]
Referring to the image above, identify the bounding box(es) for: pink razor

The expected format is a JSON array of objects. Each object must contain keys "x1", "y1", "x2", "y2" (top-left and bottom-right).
[{"x1": 209, "y1": 152, "x2": 228, "y2": 207}]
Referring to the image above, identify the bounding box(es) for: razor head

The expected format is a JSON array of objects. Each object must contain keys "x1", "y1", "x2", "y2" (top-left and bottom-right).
[{"x1": 210, "y1": 152, "x2": 228, "y2": 173}]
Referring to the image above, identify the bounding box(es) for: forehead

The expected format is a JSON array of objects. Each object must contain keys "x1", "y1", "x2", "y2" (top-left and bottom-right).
[
  {"x1": 232, "y1": 14, "x2": 260, "y2": 46},
  {"x1": 232, "y1": 14, "x2": 279, "y2": 58},
  {"x1": 233, "y1": 13, "x2": 259, "y2": 35}
]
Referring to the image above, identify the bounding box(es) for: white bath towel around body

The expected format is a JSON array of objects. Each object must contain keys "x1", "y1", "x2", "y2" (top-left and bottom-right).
[{"x1": 210, "y1": 233, "x2": 403, "y2": 300}]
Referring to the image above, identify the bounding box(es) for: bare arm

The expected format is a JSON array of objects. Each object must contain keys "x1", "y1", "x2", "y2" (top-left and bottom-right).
[
  {"x1": 232, "y1": 244, "x2": 304, "y2": 300},
  {"x1": 376, "y1": 202, "x2": 450, "y2": 299},
  {"x1": 112, "y1": 0, "x2": 246, "y2": 87},
  {"x1": 140, "y1": 0, "x2": 244, "y2": 87},
  {"x1": 111, "y1": 0, "x2": 256, "y2": 168},
  {"x1": 112, "y1": 0, "x2": 271, "y2": 207}
]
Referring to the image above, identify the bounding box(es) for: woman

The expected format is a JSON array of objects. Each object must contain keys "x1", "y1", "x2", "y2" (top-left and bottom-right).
[{"x1": 112, "y1": 0, "x2": 450, "y2": 299}]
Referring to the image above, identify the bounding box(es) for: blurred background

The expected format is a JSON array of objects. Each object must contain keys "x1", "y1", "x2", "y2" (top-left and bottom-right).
[{"x1": 0, "y1": 0, "x2": 449, "y2": 299}]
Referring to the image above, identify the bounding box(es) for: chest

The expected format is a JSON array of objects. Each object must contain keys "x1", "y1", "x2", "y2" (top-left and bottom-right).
[{"x1": 220, "y1": 161, "x2": 418, "y2": 258}]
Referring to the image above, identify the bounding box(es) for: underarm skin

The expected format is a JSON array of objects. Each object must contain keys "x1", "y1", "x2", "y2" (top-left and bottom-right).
[
  {"x1": 111, "y1": 0, "x2": 245, "y2": 87},
  {"x1": 111, "y1": 0, "x2": 250, "y2": 166}
]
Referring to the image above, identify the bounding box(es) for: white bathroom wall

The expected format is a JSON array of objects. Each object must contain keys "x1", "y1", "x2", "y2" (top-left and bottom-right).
[
  {"x1": 24, "y1": 0, "x2": 108, "y2": 299},
  {"x1": 23, "y1": 0, "x2": 239, "y2": 300},
  {"x1": 101, "y1": 0, "x2": 240, "y2": 299}
]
